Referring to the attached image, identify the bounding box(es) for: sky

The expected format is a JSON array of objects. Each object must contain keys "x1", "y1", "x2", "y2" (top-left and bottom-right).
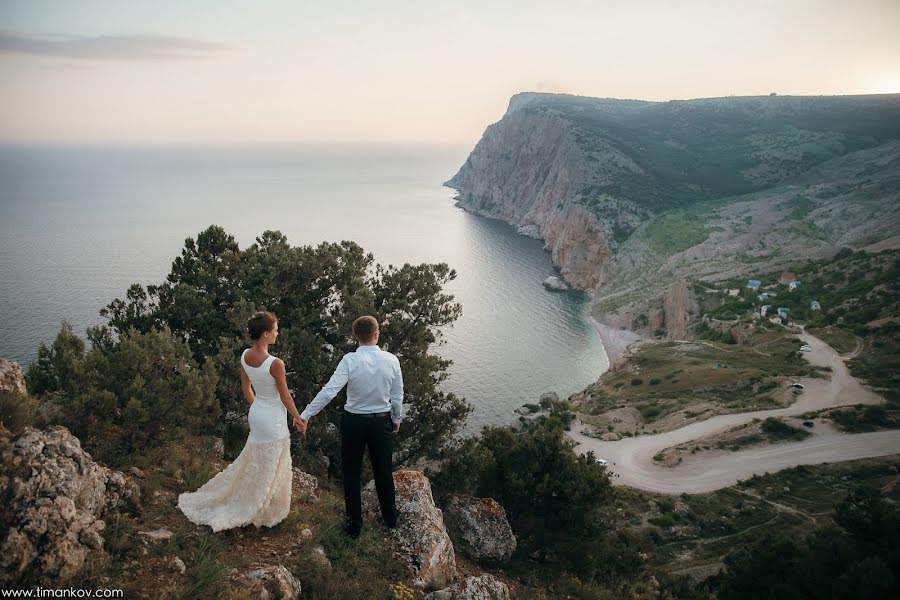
[{"x1": 1, "y1": 0, "x2": 898, "y2": 144}]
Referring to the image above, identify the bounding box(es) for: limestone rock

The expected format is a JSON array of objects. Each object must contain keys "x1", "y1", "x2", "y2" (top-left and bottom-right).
[
  {"x1": 425, "y1": 574, "x2": 511, "y2": 600},
  {"x1": 445, "y1": 495, "x2": 516, "y2": 562},
  {"x1": 172, "y1": 555, "x2": 187, "y2": 575},
  {"x1": 516, "y1": 224, "x2": 542, "y2": 239},
  {"x1": 246, "y1": 565, "x2": 302, "y2": 600},
  {"x1": 0, "y1": 357, "x2": 27, "y2": 394},
  {"x1": 139, "y1": 528, "x2": 174, "y2": 543},
  {"x1": 542, "y1": 276, "x2": 571, "y2": 291},
  {"x1": 311, "y1": 545, "x2": 332, "y2": 571},
  {"x1": 363, "y1": 470, "x2": 456, "y2": 588},
  {"x1": 0, "y1": 426, "x2": 138, "y2": 587},
  {"x1": 292, "y1": 468, "x2": 318, "y2": 498}
]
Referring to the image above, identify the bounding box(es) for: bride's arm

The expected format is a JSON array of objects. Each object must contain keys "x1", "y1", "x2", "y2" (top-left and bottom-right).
[
  {"x1": 271, "y1": 359, "x2": 302, "y2": 422},
  {"x1": 240, "y1": 365, "x2": 255, "y2": 406}
]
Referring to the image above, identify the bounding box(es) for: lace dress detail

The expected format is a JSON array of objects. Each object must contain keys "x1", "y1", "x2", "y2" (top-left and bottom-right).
[{"x1": 178, "y1": 351, "x2": 292, "y2": 531}]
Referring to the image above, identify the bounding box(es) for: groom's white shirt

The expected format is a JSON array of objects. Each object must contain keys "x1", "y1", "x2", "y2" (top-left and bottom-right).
[{"x1": 300, "y1": 345, "x2": 404, "y2": 424}]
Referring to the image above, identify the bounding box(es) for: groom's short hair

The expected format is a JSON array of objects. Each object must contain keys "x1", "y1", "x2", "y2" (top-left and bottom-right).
[{"x1": 352, "y1": 316, "x2": 379, "y2": 344}]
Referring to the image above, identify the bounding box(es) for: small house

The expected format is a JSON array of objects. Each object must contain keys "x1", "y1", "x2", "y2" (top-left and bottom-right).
[
  {"x1": 727, "y1": 288, "x2": 740, "y2": 297},
  {"x1": 789, "y1": 281, "x2": 801, "y2": 291},
  {"x1": 761, "y1": 305, "x2": 771, "y2": 316},
  {"x1": 777, "y1": 307, "x2": 790, "y2": 319},
  {"x1": 752, "y1": 311, "x2": 761, "y2": 319},
  {"x1": 747, "y1": 279, "x2": 761, "y2": 290},
  {"x1": 758, "y1": 293, "x2": 769, "y2": 301},
  {"x1": 780, "y1": 271, "x2": 797, "y2": 284},
  {"x1": 769, "y1": 314, "x2": 782, "y2": 324},
  {"x1": 810, "y1": 300, "x2": 821, "y2": 310}
]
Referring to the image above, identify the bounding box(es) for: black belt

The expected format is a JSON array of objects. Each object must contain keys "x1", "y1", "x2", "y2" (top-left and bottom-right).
[{"x1": 346, "y1": 411, "x2": 391, "y2": 418}]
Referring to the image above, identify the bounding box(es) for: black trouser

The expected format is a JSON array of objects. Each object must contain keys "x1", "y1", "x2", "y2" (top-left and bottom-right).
[{"x1": 341, "y1": 411, "x2": 397, "y2": 530}]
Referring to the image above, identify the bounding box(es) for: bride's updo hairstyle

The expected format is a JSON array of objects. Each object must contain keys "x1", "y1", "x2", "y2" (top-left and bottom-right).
[{"x1": 247, "y1": 311, "x2": 278, "y2": 341}]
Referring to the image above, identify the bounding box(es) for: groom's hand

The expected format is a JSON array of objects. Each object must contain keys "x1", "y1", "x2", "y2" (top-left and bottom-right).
[{"x1": 392, "y1": 421, "x2": 400, "y2": 434}]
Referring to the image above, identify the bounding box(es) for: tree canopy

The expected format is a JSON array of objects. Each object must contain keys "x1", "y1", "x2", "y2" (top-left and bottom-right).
[{"x1": 60, "y1": 225, "x2": 471, "y2": 467}]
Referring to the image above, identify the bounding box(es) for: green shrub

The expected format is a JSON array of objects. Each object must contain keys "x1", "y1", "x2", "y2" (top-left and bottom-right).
[
  {"x1": 0, "y1": 390, "x2": 38, "y2": 433},
  {"x1": 631, "y1": 378, "x2": 644, "y2": 386},
  {"x1": 641, "y1": 405, "x2": 663, "y2": 421},
  {"x1": 760, "y1": 417, "x2": 810, "y2": 441},
  {"x1": 28, "y1": 324, "x2": 218, "y2": 465}
]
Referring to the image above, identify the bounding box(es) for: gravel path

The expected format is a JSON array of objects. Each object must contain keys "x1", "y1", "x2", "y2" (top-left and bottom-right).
[{"x1": 567, "y1": 331, "x2": 898, "y2": 493}]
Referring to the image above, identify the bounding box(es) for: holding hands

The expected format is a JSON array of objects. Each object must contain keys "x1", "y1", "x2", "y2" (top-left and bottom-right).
[{"x1": 293, "y1": 415, "x2": 307, "y2": 435}]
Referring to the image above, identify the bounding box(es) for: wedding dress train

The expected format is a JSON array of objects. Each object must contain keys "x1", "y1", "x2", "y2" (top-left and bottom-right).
[{"x1": 178, "y1": 351, "x2": 292, "y2": 531}]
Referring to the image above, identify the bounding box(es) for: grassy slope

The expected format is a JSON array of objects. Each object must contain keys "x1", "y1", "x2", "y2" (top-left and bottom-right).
[
  {"x1": 615, "y1": 455, "x2": 900, "y2": 578},
  {"x1": 578, "y1": 325, "x2": 820, "y2": 435}
]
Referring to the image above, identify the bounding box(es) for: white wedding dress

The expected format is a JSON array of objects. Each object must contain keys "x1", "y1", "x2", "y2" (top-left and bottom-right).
[{"x1": 178, "y1": 351, "x2": 292, "y2": 531}]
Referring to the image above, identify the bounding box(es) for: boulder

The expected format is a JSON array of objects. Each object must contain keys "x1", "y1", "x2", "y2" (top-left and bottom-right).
[
  {"x1": 445, "y1": 495, "x2": 516, "y2": 562},
  {"x1": 0, "y1": 357, "x2": 27, "y2": 394},
  {"x1": 0, "y1": 426, "x2": 138, "y2": 587},
  {"x1": 292, "y1": 468, "x2": 318, "y2": 498},
  {"x1": 363, "y1": 470, "x2": 456, "y2": 588},
  {"x1": 246, "y1": 565, "x2": 302, "y2": 600},
  {"x1": 542, "y1": 276, "x2": 571, "y2": 292},
  {"x1": 310, "y1": 545, "x2": 332, "y2": 571},
  {"x1": 425, "y1": 574, "x2": 511, "y2": 600}
]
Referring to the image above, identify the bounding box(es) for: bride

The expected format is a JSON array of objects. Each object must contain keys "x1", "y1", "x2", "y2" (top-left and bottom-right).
[{"x1": 178, "y1": 311, "x2": 303, "y2": 531}]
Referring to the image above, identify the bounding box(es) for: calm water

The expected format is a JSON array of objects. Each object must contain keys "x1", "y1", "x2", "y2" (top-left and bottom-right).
[{"x1": 0, "y1": 144, "x2": 606, "y2": 430}]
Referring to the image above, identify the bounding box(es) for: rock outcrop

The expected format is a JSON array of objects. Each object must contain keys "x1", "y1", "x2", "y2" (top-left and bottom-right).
[
  {"x1": 542, "y1": 276, "x2": 571, "y2": 291},
  {"x1": 646, "y1": 282, "x2": 699, "y2": 340},
  {"x1": 291, "y1": 467, "x2": 318, "y2": 499},
  {"x1": 363, "y1": 470, "x2": 456, "y2": 588},
  {"x1": 0, "y1": 426, "x2": 138, "y2": 587},
  {"x1": 0, "y1": 357, "x2": 27, "y2": 394},
  {"x1": 425, "y1": 574, "x2": 511, "y2": 600},
  {"x1": 444, "y1": 495, "x2": 516, "y2": 562},
  {"x1": 246, "y1": 565, "x2": 302, "y2": 600}
]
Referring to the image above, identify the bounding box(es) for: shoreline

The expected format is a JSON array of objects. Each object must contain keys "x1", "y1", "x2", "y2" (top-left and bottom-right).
[{"x1": 586, "y1": 313, "x2": 641, "y2": 370}]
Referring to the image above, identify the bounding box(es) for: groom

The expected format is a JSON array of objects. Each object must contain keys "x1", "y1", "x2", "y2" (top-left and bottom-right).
[{"x1": 298, "y1": 315, "x2": 403, "y2": 537}]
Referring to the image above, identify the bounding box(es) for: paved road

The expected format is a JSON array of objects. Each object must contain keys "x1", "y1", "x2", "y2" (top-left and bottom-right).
[{"x1": 567, "y1": 332, "x2": 899, "y2": 493}]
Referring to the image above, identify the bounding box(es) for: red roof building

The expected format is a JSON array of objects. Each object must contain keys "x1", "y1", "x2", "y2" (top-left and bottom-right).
[{"x1": 779, "y1": 271, "x2": 797, "y2": 284}]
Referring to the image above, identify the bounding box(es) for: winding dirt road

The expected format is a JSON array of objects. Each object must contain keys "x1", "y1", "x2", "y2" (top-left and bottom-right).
[{"x1": 567, "y1": 331, "x2": 900, "y2": 493}]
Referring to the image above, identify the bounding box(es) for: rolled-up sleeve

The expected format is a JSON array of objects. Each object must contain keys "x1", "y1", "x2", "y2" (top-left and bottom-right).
[
  {"x1": 390, "y1": 359, "x2": 404, "y2": 424},
  {"x1": 301, "y1": 355, "x2": 350, "y2": 421}
]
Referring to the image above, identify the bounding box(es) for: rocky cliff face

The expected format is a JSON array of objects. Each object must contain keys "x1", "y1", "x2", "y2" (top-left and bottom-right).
[
  {"x1": 0, "y1": 357, "x2": 27, "y2": 394},
  {"x1": 447, "y1": 92, "x2": 900, "y2": 335},
  {"x1": 0, "y1": 426, "x2": 138, "y2": 587},
  {"x1": 446, "y1": 99, "x2": 636, "y2": 290}
]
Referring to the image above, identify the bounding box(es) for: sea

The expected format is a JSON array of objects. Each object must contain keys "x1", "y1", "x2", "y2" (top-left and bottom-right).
[{"x1": 0, "y1": 143, "x2": 607, "y2": 431}]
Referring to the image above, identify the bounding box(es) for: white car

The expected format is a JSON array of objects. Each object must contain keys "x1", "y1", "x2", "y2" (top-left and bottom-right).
[
  {"x1": 800, "y1": 346, "x2": 812, "y2": 352},
  {"x1": 596, "y1": 458, "x2": 608, "y2": 466}
]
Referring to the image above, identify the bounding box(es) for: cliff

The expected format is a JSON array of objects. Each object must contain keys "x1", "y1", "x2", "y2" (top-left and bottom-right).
[{"x1": 447, "y1": 92, "x2": 900, "y2": 337}]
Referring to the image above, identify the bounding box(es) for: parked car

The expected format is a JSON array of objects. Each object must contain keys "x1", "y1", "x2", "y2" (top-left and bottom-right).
[
  {"x1": 800, "y1": 346, "x2": 812, "y2": 352},
  {"x1": 802, "y1": 421, "x2": 814, "y2": 428},
  {"x1": 596, "y1": 458, "x2": 608, "y2": 466},
  {"x1": 789, "y1": 382, "x2": 805, "y2": 389}
]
